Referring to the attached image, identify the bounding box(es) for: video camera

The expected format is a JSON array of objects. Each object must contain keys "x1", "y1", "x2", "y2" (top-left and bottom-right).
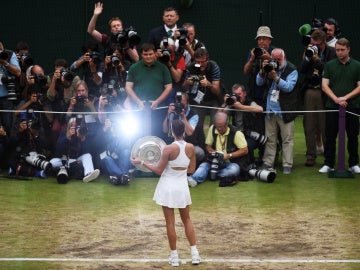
[
  {"x1": 298, "y1": 18, "x2": 328, "y2": 46},
  {"x1": 112, "y1": 26, "x2": 141, "y2": 47},
  {"x1": 264, "y1": 59, "x2": 279, "y2": 73},
  {"x1": 225, "y1": 93, "x2": 240, "y2": 106},
  {"x1": 177, "y1": 27, "x2": 189, "y2": 46}
]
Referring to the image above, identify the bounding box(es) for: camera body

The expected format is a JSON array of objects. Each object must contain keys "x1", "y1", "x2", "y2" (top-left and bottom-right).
[
  {"x1": 264, "y1": 59, "x2": 279, "y2": 73},
  {"x1": 59, "y1": 69, "x2": 75, "y2": 83},
  {"x1": 19, "y1": 53, "x2": 34, "y2": 68},
  {"x1": 226, "y1": 93, "x2": 240, "y2": 106},
  {"x1": 177, "y1": 27, "x2": 189, "y2": 46},
  {"x1": 159, "y1": 48, "x2": 171, "y2": 63},
  {"x1": 89, "y1": 51, "x2": 101, "y2": 65},
  {"x1": 0, "y1": 49, "x2": 11, "y2": 60},
  {"x1": 305, "y1": 44, "x2": 319, "y2": 58},
  {"x1": 253, "y1": 47, "x2": 265, "y2": 58},
  {"x1": 112, "y1": 26, "x2": 141, "y2": 47},
  {"x1": 169, "y1": 92, "x2": 184, "y2": 121},
  {"x1": 110, "y1": 53, "x2": 121, "y2": 66}
]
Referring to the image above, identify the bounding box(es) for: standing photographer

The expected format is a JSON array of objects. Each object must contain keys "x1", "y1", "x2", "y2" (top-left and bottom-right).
[
  {"x1": 87, "y1": 2, "x2": 139, "y2": 63},
  {"x1": 256, "y1": 48, "x2": 298, "y2": 174},
  {"x1": 187, "y1": 111, "x2": 248, "y2": 187},
  {"x1": 300, "y1": 30, "x2": 336, "y2": 167},
  {"x1": 0, "y1": 39, "x2": 21, "y2": 136},
  {"x1": 70, "y1": 40, "x2": 103, "y2": 97}
]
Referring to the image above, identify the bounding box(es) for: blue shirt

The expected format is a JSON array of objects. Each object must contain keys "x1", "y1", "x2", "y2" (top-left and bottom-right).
[
  {"x1": 0, "y1": 52, "x2": 21, "y2": 97},
  {"x1": 256, "y1": 62, "x2": 298, "y2": 118}
]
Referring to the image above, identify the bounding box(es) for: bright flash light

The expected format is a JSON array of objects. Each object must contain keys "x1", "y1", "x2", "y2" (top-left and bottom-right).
[{"x1": 119, "y1": 113, "x2": 139, "y2": 138}]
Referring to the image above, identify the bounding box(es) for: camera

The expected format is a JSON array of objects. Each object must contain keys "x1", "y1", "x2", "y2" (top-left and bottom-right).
[
  {"x1": 33, "y1": 74, "x2": 47, "y2": 87},
  {"x1": 57, "y1": 166, "x2": 69, "y2": 184},
  {"x1": 75, "y1": 114, "x2": 87, "y2": 136},
  {"x1": 305, "y1": 44, "x2": 319, "y2": 58},
  {"x1": 245, "y1": 130, "x2": 268, "y2": 146},
  {"x1": 112, "y1": 26, "x2": 141, "y2": 47},
  {"x1": 253, "y1": 47, "x2": 265, "y2": 58},
  {"x1": 169, "y1": 92, "x2": 185, "y2": 121},
  {"x1": 177, "y1": 27, "x2": 189, "y2": 46},
  {"x1": 189, "y1": 63, "x2": 202, "y2": 95},
  {"x1": 0, "y1": 49, "x2": 11, "y2": 60},
  {"x1": 225, "y1": 93, "x2": 240, "y2": 106},
  {"x1": 1, "y1": 75, "x2": 17, "y2": 101},
  {"x1": 25, "y1": 152, "x2": 52, "y2": 172},
  {"x1": 159, "y1": 37, "x2": 171, "y2": 63},
  {"x1": 19, "y1": 53, "x2": 34, "y2": 68},
  {"x1": 207, "y1": 152, "x2": 225, "y2": 181},
  {"x1": 110, "y1": 53, "x2": 121, "y2": 66},
  {"x1": 248, "y1": 168, "x2": 276, "y2": 183},
  {"x1": 59, "y1": 69, "x2": 75, "y2": 83},
  {"x1": 298, "y1": 18, "x2": 328, "y2": 46},
  {"x1": 264, "y1": 59, "x2": 279, "y2": 73},
  {"x1": 89, "y1": 51, "x2": 101, "y2": 65}
]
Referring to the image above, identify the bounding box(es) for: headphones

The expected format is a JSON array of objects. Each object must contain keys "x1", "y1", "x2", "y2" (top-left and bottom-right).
[{"x1": 325, "y1": 18, "x2": 341, "y2": 37}]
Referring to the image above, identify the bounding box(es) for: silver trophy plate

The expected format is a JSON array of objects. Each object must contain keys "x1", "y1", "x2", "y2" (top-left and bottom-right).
[{"x1": 131, "y1": 136, "x2": 166, "y2": 172}]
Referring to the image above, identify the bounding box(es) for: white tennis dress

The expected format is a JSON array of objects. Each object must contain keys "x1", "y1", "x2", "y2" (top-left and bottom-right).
[{"x1": 153, "y1": 140, "x2": 192, "y2": 208}]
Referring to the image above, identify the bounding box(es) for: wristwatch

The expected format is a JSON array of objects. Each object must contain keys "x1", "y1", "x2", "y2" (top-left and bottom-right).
[{"x1": 229, "y1": 153, "x2": 233, "y2": 158}]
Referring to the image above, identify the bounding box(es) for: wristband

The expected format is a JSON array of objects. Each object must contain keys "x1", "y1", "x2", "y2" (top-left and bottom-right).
[{"x1": 141, "y1": 160, "x2": 144, "y2": 166}]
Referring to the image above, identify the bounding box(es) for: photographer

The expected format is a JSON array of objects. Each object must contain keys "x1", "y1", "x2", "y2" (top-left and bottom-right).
[
  {"x1": 300, "y1": 30, "x2": 336, "y2": 166},
  {"x1": 221, "y1": 84, "x2": 264, "y2": 166},
  {"x1": 8, "y1": 117, "x2": 51, "y2": 178},
  {"x1": 182, "y1": 48, "x2": 221, "y2": 147},
  {"x1": 102, "y1": 46, "x2": 130, "y2": 105},
  {"x1": 47, "y1": 59, "x2": 81, "y2": 146},
  {"x1": 162, "y1": 92, "x2": 205, "y2": 166},
  {"x1": 157, "y1": 37, "x2": 186, "y2": 98},
  {"x1": 87, "y1": 2, "x2": 139, "y2": 63},
  {"x1": 174, "y1": 23, "x2": 206, "y2": 66},
  {"x1": 0, "y1": 39, "x2": 21, "y2": 135},
  {"x1": 256, "y1": 48, "x2": 298, "y2": 174},
  {"x1": 50, "y1": 117, "x2": 100, "y2": 183},
  {"x1": 70, "y1": 40, "x2": 104, "y2": 97},
  {"x1": 14, "y1": 41, "x2": 34, "y2": 100},
  {"x1": 187, "y1": 111, "x2": 248, "y2": 187}
]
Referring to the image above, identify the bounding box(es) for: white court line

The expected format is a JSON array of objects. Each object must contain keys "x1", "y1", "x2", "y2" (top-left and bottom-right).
[{"x1": 0, "y1": 258, "x2": 360, "y2": 263}]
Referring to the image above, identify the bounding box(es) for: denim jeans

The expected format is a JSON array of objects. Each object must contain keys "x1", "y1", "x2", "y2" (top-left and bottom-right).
[
  {"x1": 50, "y1": 153, "x2": 95, "y2": 176},
  {"x1": 100, "y1": 148, "x2": 131, "y2": 177},
  {"x1": 190, "y1": 161, "x2": 240, "y2": 183}
]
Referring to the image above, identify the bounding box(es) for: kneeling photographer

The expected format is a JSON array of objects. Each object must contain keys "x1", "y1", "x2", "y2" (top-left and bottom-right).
[
  {"x1": 187, "y1": 111, "x2": 248, "y2": 187},
  {"x1": 50, "y1": 117, "x2": 100, "y2": 184},
  {"x1": 221, "y1": 84, "x2": 265, "y2": 167},
  {"x1": 8, "y1": 116, "x2": 52, "y2": 178},
  {"x1": 162, "y1": 92, "x2": 205, "y2": 167}
]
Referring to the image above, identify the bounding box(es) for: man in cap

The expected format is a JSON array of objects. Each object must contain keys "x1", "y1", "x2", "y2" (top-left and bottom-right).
[{"x1": 242, "y1": 26, "x2": 275, "y2": 166}]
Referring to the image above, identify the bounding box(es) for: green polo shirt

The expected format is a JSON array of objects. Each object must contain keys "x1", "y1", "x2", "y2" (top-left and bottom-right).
[
  {"x1": 323, "y1": 58, "x2": 360, "y2": 108},
  {"x1": 126, "y1": 59, "x2": 172, "y2": 101}
]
